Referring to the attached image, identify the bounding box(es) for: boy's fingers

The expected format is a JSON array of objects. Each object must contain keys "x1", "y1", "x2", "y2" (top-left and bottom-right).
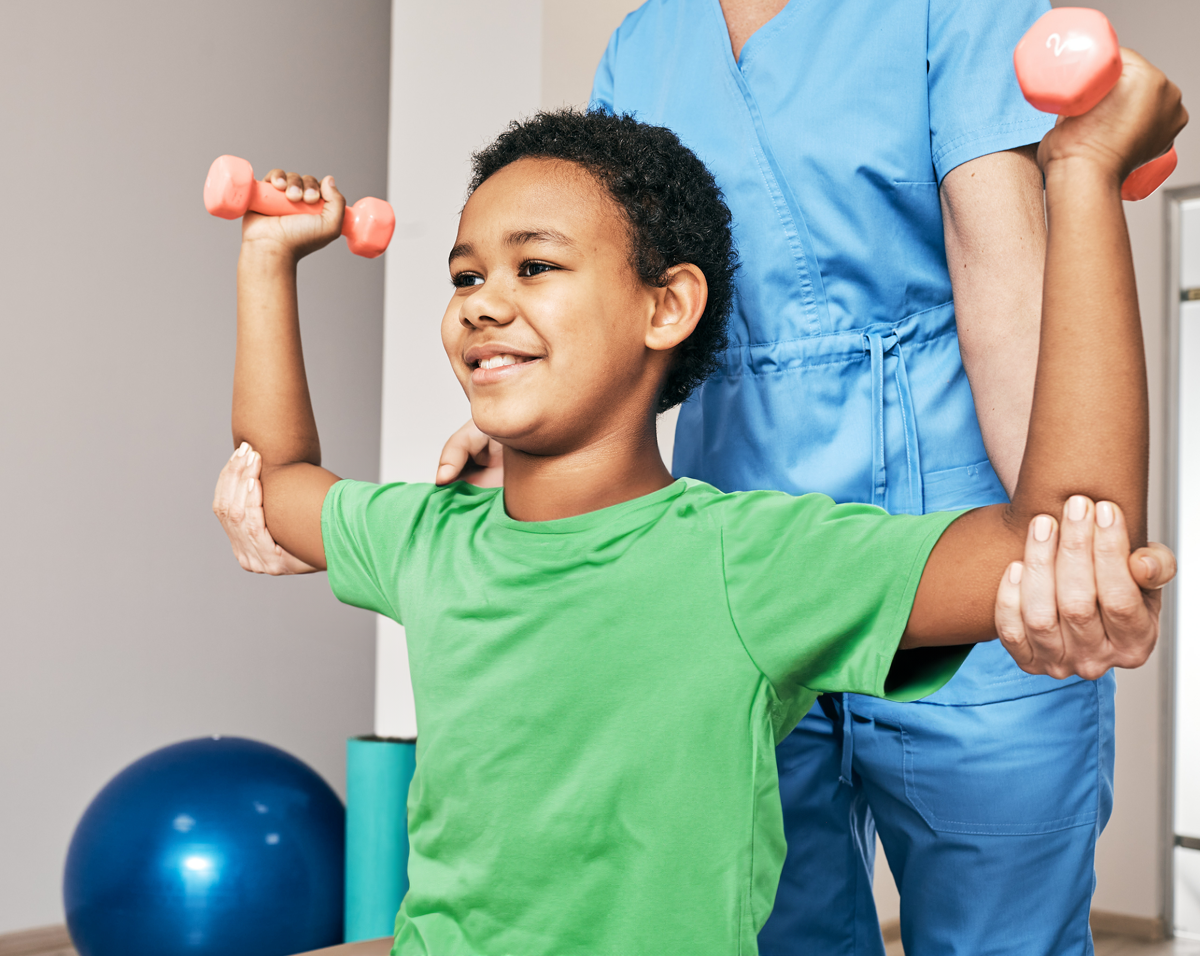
[
  {"x1": 265, "y1": 169, "x2": 287, "y2": 190},
  {"x1": 1130, "y1": 541, "x2": 1177, "y2": 590},
  {"x1": 996, "y1": 562, "x2": 1037, "y2": 672},
  {"x1": 320, "y1": 175, "x2": 345, "y2": 221},
  {"x1": 301, "y1": 174, "x2": 321, "y2": 204},
  {"x1": 1053, "y1": 496, "x2": 1108, "y2": 676},
  {"x1": 285, "y1": 171, "x2": 304, "y2": 202},
  {"x1": 1019, "y1": 513, "x2": 1068, "y2": 677},
  {"x1": 1093, "y1": 501, "x2": 1158, "y2": 668}
]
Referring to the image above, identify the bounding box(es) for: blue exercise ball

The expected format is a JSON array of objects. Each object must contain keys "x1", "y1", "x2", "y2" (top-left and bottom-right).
[{"x1": 64, "y1": 736, "x2": 344, "y2": 956}]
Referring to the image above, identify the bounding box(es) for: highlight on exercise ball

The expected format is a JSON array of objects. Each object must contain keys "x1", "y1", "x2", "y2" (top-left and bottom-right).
[{"x1": 63, "y1": 735, "x2": 345, "y2": 956}]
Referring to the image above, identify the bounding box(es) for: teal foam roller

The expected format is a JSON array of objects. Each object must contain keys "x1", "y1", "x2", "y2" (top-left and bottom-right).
[{"x1": 344, "y1": 736, "x2": 416, "y2": 942}]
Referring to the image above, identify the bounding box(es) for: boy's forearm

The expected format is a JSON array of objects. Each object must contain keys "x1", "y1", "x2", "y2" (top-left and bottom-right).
[
  {"x1": 906, "y1": 159, "x2": 1149, "y2": 648},
  {"x1": 233, "y1": 244, "x2": 322, "y2": 467},
  {"x1": 1006, "y1": 158, "x2": 1147, "y2": 546},
  {"x1": 231, "y1": 242, "x2": 337, "y2": 568}
]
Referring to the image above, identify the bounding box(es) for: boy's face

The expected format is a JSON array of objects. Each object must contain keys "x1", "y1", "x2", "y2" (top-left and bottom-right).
[{"x1": 442, "y1": 158, "x2": 666, "y2": 455}]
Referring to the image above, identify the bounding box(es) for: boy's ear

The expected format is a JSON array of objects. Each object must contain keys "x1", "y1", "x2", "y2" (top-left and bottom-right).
[{"x1": 646, "y1": 264, "x2": 707, "y2": 352}]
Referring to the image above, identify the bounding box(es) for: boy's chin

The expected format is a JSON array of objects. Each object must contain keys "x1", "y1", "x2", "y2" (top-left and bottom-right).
[
  {"x1": 469, "y1": 404, "x2": 541, "y2": 446},
  {"x1": 470, "y1": 403, "x2": 574, "y2": 456}
]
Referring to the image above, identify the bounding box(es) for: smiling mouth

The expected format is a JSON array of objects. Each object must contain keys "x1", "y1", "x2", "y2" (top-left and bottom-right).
[{"x1": 475, "y1": 353, "x2": 536, "y2": 370}]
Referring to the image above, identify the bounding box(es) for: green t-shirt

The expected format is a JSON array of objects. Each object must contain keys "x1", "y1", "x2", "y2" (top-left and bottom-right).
[{"x1": 322, "y1": 477, "x2": 966, "y2": 956}]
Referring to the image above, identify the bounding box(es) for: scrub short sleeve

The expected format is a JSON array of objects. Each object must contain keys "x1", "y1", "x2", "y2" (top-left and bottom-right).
[
  {"x1": 321, "y1": 479, "x2": 434, "y2": 625},
  {"x1": 928, "y1": 0, "x2": 1056, "y2": 181},
  {"x1": 588, "y1": 26, "x2": 618, "y2": 112},
  {"x1": 718, "y1": 492, "x2": 968, "y2": 705}
]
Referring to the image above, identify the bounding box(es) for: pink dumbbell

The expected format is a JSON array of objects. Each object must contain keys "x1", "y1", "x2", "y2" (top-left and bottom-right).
[
  {"x1": 1014, "y1": 7, "x2": 1177, "y2": 201},
  {"x1": 203, "y1": 155, "x2": 395, "y2": 258}
]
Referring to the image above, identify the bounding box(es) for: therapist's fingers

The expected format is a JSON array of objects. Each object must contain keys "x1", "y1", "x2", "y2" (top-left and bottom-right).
[
  {"x1": 1019, "y1": 513, "x2": 1070, "y2": 678},
  {"x1": 996, "y1": 562, "x2": 1037, "y2": 672},
  {"x1": 1093, "y1": 501, "x2": 1160, "y2": 669},
  {"x1": 1053, "y1": 496, "x2": 1109, "y2": 679},
  {"x1": 436, "y1": 419, "x2": 489, "y2": 485},
  {"x1": 1129, "y1": 541, "x2": 1177, "y2": 591}
]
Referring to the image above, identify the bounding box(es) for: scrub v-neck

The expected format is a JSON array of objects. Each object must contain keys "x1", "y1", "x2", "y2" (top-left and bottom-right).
[{"x1": 713, "y1": 0, "x2": 793, "y2": 67}]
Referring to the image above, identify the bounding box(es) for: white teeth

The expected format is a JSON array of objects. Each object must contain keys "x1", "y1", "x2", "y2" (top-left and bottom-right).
[{"x1": 479, "y1": 354, "x2": 524, "y2": 370}]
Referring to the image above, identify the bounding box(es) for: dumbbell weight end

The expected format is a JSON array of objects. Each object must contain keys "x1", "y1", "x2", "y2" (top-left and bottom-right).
[
  {"x1": 1121, "y1": 146, "x2": 1177, "y2": 202},
  {"x1": 1014, "y1": 8, "x2": 1178, "y2": 200}
]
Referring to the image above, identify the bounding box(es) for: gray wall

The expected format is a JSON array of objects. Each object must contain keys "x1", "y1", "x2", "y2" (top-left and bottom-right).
[{"x1": 0, "y1": 1, "x2": 390, "y2": 933}]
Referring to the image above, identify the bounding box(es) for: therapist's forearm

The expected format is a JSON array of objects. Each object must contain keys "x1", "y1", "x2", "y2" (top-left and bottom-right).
[{"x1": 940, "y1": 145, "x2": 1046, "y2": 496}]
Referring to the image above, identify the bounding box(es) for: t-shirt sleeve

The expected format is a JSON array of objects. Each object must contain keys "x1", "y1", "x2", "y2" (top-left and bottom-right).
[
  {"x1": 321, "y1": 478, "x2": 436, "y2": 625},
  {"x1": 928, "y1": 0, "x2": 1056, "y2": 182},
  {"x1": 718, "y1": 492, "x2": 969, "y2": 705}
]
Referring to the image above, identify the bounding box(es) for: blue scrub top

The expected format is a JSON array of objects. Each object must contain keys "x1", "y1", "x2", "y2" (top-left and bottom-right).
[{"x1": 591, "y1": 0, "x2": 1062, "y2": 704}]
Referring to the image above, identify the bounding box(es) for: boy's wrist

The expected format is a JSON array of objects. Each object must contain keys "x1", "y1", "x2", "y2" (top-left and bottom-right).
[
  {"x1": 1041, "y1": 154, "x2": 1123, "y2": 198},
  {"x1": 238, "y1": 239, "x2": 299, "y2": 275}
]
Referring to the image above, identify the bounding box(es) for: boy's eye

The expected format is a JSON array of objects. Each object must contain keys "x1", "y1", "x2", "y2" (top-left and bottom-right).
[
  {"x1": 452, "y1": 272, "x2": 484, "y2": 288},
  {"x1": 519, "y1": 261, "x2": 557, "y2": 278}
]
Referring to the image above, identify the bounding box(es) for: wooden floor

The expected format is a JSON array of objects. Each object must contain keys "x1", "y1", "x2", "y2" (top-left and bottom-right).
[
  {"x1": 6, "y1": 927, "x2": 1199, "y2": 956},
  {"x1": 883, "y1": 932, "x2": 1200, "y2": 956}
]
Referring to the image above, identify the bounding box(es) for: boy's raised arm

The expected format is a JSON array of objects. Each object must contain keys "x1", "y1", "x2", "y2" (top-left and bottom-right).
[
  {"x1": 229, "y1": 171, "x2": 349, "y2": 570},
  {"x1": 904, "y1": 49, "x2": 1186, "y2": 672}
]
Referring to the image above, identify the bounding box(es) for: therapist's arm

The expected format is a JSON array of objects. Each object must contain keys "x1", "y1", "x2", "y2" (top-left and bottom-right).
[{"x1": 940, "y1": 144, "x2": 1046, "y2": 496}]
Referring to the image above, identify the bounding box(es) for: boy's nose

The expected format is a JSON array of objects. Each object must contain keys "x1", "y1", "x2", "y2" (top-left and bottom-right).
[{"x1": 461, "y1": 285, "x2": 517, "y2": 327}]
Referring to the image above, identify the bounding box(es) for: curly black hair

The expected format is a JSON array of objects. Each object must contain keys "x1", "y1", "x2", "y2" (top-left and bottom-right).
[{"x1": 468, "y1": 109, "x2": 738, "y2": 412}]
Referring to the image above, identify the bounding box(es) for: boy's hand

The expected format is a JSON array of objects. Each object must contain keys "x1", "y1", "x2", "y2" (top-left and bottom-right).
[
  {"x1": 435, "y1": 419, "x2": 505, "y2": 487},
  {"x1": 1037, "y1": 48, "x2": 1187, "y2": 185},
  {"x1": 212, "y1": 443, "x2": 318, "y2": 575},
  {"x1": 995, "y1": 497, "x2": 1175, "y2": 680},
  {"x1": 240, "y1": 170, "x2": 347, "y2": 260}
]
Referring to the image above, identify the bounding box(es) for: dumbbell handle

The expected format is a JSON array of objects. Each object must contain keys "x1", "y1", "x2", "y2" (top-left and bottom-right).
[
  {"x1": 203, "y1": 155, "x2": 395, "y2": 258},
  {"x1": 1013, "y1": 7, "x2": 1177, "y2": 201}
]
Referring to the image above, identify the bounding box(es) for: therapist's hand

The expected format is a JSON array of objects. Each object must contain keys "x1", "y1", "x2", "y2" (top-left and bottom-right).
[
  {"x1": 435, "y1": 419, "x2": 504, "y2": 487},
  {"x1": 212, "y1": 443, "x2": 318, "y2": 575},
  {"x1": 995, "y1": 497, "x2": 1175, "y2": 680}
]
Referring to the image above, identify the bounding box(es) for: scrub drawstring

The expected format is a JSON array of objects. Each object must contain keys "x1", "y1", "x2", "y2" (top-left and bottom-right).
[
  {"x1": 820, "y1": 330, "x2": 927, "y2": 788},
  {"x1": 839, "y1": 699, "x2": 855, "y2": 787},
  {"x1": 866, "y1": 331, "x2": 924, "y2": 515},
  {"x1": 817, "y1": 693, "x2": 857, "y2": 787}
]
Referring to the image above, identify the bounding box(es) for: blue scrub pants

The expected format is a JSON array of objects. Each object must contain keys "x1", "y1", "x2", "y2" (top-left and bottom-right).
[{"x1": 759, "y1": 676, "x2": 1116, "y2": 956}]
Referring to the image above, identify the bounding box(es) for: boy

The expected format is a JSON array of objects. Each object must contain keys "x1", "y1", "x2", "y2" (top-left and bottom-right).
[{"x1": 221, "y1": 52, "x2": 1182, "y2": 955}]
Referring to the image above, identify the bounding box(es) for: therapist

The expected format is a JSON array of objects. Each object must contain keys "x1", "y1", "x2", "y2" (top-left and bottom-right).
[
  {"x1": 212, "y1": 1, "x2": 1175, "y2": 952},
  {"x1": 588, "y1": 2, "x2": 1114, "y2": 954}
]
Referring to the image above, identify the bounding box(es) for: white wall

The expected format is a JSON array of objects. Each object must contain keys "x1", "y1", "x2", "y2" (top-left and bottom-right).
[
  {"x1": 374, "y1": 0, "x2": 641, "y2": 739},
  {"x1": 1176, "y1": 203, "x2": 1200, "y2": 932},
  {"x1": 0, "y1": 1, "x2": 390, "y2": 934}
]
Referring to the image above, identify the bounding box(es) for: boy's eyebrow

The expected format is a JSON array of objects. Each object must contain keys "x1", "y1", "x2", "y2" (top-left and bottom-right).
[
  {"x1": 504, "y1": 228, "x2": 577, "y2": 250},
  {"x1": 447, "y1": 229, "x2": 577, "y2": 267}
]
